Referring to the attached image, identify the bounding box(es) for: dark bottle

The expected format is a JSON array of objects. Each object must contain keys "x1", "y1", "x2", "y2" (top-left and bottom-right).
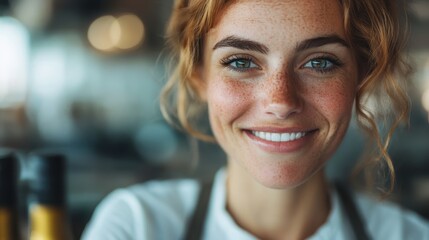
[
  {"x1": 0, "y1": 152, "x2": 20, "y2": 240},
  {"x1": 27, "y1": 153, "x2": 72, "y2": 240}
]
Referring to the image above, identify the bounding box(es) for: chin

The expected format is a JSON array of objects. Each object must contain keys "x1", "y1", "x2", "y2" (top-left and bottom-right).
[{"x1": 251, "y1": 163, "x2": 323, "y2": 190}]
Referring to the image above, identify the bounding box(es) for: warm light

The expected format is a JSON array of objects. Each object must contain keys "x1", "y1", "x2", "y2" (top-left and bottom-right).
[
  {"x1": 87, "y1": 14, "x2": 145, "y2": 52},
  {"x1": 87, "y1": 15, "x2": 120, "y2": 51},
  {"x1": 115, "y1": 14, "x2": 145, "y2": 50},
  {"x1": 422, "y1": 88, "x2": 429, "y2": 112}
]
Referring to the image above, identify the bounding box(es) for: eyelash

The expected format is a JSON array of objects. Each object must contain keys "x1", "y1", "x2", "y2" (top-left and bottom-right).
[
  {"x1": 302, "y1": 55, "x2": 343, "y2": 74},
  {"x1": 220, "y1": 54, "x2": 344, "y2": 74},
  {"x1": 220, "y1": 55, "x2": 259, "y2": 72}
]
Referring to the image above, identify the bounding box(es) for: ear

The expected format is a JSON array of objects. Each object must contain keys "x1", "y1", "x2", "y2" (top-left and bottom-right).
[{"x1": 190, "y1": 66, "x2": 207, "y2": 102}]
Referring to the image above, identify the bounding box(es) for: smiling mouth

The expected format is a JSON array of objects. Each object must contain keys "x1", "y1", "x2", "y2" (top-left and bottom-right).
[{"x1": 251, "y1": 131, "x2": 307, "y2": 142}]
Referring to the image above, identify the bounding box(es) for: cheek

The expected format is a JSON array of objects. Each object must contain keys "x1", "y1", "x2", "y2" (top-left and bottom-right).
[
  {"x1": 311, "y1": 80, "x2": 356, "y2": 122},
  {"x1": 207, "y1": 77, "x2": 253, "y2": 121}
]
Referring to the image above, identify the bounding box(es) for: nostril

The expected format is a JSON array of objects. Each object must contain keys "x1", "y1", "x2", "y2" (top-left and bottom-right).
[
  {"x1": 264, "y1": 93, "x2": 303, "y2": 119},
  {"x1": 262, "y1": 72, "x2": 303, "y2": 119},
  {"x1": 265, "y1": 104, "x2": 300, "y2": 119}
]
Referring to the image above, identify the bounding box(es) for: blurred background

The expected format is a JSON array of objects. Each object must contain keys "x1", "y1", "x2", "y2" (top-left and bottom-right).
[{"x1": 0, "y1": 0, "x2": 428, "y2": 238}]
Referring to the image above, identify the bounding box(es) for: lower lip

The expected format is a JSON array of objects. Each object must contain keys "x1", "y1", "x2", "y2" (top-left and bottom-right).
[{"x1": 244, "y1": 130, "x2": 315, "y2": 153}]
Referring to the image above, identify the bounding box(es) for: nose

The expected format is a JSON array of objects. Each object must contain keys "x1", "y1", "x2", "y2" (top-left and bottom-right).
[{"x1": 263, "y1": 72, "x2": 303, "y2": 119}]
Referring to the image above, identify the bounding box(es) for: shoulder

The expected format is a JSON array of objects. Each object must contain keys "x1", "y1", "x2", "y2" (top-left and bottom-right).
[
  {"x1": 354, "y1": 193, "x2": 429, "y2": 239},
  {"x1": 82, "y1": 178, "x2": 201, "y2": 240}
]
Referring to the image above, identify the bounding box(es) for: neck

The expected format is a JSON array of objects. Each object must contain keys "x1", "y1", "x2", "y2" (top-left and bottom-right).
[{"x1": 226, "y1": 163, "x2": 331, "y2": 240}]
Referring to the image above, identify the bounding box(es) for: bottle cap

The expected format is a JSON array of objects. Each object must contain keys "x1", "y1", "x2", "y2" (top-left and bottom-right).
[
  {"x1": 28, "y1": 153, "x2": 66, "y2": 205},
  {"x1": 0, "y1": 152, "x2": 18, "y2": 206}
]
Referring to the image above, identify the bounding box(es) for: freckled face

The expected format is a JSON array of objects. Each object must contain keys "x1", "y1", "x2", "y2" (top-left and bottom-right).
[{"x1": 198, "y1": 0, "x2": 358, "y2": 188}]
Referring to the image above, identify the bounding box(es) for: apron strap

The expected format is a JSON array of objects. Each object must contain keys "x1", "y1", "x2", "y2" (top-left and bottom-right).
[
  {"x1": 184, "y1": 180, "x2": 213, "y2": 240},
  {"x1": 184, "y1": 179, "x2": 371, "y2": 240},
  {"x1": 335, "y1": 182, "x2": 372, "y2": 240}
]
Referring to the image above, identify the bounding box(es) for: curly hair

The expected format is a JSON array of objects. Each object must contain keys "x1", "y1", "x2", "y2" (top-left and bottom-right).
[{"x1": 160, "y1": 0, "x2": 411, "y2": 193}]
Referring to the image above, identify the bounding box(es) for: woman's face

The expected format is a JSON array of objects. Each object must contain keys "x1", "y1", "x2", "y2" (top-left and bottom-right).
[{"x1": 197, "y1": 0, "x2": 358, "y2": 188}]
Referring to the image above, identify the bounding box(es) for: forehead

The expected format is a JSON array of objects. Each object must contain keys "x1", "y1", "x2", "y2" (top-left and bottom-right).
[{"x1": 208, "y1": 0, "x2": 345, "y2": 45}]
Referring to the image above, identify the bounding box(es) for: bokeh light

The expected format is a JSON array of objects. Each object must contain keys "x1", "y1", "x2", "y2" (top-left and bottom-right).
[
  {"x1": 115, "y1": 14, "x2": 145, "y2": 50},
  {"x1": 87, "y1": 14, "x2": 144, "y2": 52},
  {"x1": 87, "y1": 15, "x2": 119, "y2": 51}
]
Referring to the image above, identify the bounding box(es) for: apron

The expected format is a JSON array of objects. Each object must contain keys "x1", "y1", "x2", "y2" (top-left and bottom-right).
[{"x1": 184, "y1": 180, "x2": 371, "y2": 240}]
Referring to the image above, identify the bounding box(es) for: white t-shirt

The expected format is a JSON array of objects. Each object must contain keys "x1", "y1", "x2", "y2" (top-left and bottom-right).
[{"x1": 81, "y1": 169, "x2": 429, "y2": 240}]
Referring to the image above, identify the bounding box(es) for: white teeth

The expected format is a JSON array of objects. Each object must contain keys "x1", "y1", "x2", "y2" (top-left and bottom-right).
[
  {"x1": 252, "y1": 131, "x2": 306, "y2": 142},
  {"x1": 272, "y1": 133, "x2": 281, "y2": 141},
  {"x1": 281, "y1": 133, "x2": 289, "y2": 141}
]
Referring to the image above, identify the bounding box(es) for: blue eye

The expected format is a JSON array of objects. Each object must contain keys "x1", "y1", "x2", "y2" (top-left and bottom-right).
[
  {"x1": 303, "y1": 57, "x2": 341, "y2": 73},
  {"x1": 221, "y1": 56, "x2": 259, "y2": 72},
  {"x1": 305, "y1": 59, "x2": 332, "y2": 69},
  {"x1": 229, "y1": 59, "x2": 256, "y2": 68}
]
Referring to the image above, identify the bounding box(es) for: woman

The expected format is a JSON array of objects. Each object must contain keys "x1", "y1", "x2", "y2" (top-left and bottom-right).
[{"x1": 82, "y1": 0, "x2": 429, "y2": 239}]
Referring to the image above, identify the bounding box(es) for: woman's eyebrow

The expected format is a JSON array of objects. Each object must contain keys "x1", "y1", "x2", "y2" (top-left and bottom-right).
[
  {"x1": 296, "y1": 35, "x2": 350, "y2": 52},
  {"x1": 212, "y1": 34, "x2": 349, "y2": 54},
  {"x1": 212, "y1": 35, "x2": 269, "y2": 54}
]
